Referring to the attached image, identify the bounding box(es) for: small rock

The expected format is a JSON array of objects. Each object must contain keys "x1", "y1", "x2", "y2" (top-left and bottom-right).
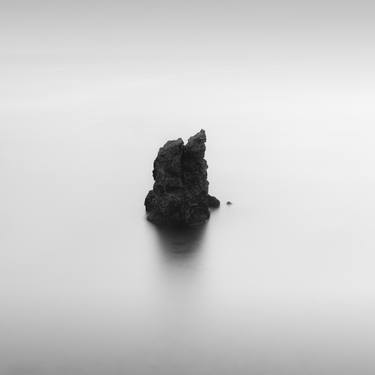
[{"x1": 226, "y1": 201, "x2": 232, "y2": 205}]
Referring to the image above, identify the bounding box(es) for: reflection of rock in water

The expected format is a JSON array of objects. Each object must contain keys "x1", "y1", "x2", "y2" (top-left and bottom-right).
[{"x1": 153, "y1": 223, "x2": 208, "y2": 257}]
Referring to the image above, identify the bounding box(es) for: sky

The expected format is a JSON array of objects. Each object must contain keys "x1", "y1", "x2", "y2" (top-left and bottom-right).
[{"x1": 1, "y1": 0, "x2": 375, "y2": 122}]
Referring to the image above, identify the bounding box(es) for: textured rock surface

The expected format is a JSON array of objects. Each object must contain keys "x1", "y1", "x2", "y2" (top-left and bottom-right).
[{"x1": 145, "y1": 130, "x2": 220, "y2": 226}]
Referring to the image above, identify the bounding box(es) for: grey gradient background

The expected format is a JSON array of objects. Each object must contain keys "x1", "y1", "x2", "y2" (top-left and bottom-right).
[{"x1": 1, "y1": 1, "x2": 375, "y2": 374}]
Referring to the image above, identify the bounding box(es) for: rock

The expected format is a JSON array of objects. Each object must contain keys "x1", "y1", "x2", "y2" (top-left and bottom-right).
[
  {"x1": 207, "y1": 194, "x2": 220, "y2": 208},
  {"x1": 226, "y1": 201, "x2": 232, "y2": 205},
  {"x1": 145, "y1": 129, "x2": 220, "y2": 226}
]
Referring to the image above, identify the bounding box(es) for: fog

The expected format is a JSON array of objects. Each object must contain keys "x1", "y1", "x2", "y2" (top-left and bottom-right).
[{"x1": 1, "y1": 1, "x2": 375, "y2": 374}]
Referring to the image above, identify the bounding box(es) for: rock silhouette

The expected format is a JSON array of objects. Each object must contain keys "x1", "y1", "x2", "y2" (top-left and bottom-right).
[{"x1": 145, "y1": 130, "x2": 220, "y2": 226}]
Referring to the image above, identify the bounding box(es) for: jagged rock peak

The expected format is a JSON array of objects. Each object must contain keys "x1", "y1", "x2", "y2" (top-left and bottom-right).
[{"x1": 145, "y1": 129, "x2": 220, "y2": 226}]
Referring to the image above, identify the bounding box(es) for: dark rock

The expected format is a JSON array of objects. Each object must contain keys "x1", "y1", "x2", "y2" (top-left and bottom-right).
[
  {"x1": 145, "y1": 129, "x2": 220, "y2": 226},
  {"x1": 207, "y1": 194, "x2": 220, "y2": 208},
  {"x1": 226, "y1": 201, "x2": 232, "y2": 205}
]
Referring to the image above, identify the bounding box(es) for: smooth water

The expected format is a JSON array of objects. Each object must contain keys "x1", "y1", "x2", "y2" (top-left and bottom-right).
[{"x1": 2, "y1": 88, "x2": 375, "y2": 374}]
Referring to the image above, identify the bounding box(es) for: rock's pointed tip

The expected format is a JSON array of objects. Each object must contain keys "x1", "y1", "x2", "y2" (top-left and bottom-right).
[
  {"x1": 186, "y1": 129, "x2": 204, "y2": 146},
  {"x1": 198, "y1": 129, "x2": 206, "y2": 138}
]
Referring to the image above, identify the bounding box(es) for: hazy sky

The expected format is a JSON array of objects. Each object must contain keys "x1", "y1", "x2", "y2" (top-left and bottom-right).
[
  {"x1": 2, "y1": 0, "x2": 375, "y2": 68},
  {"x1": 2, "y1": 0, "x2": 375, "y2": 118}
]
